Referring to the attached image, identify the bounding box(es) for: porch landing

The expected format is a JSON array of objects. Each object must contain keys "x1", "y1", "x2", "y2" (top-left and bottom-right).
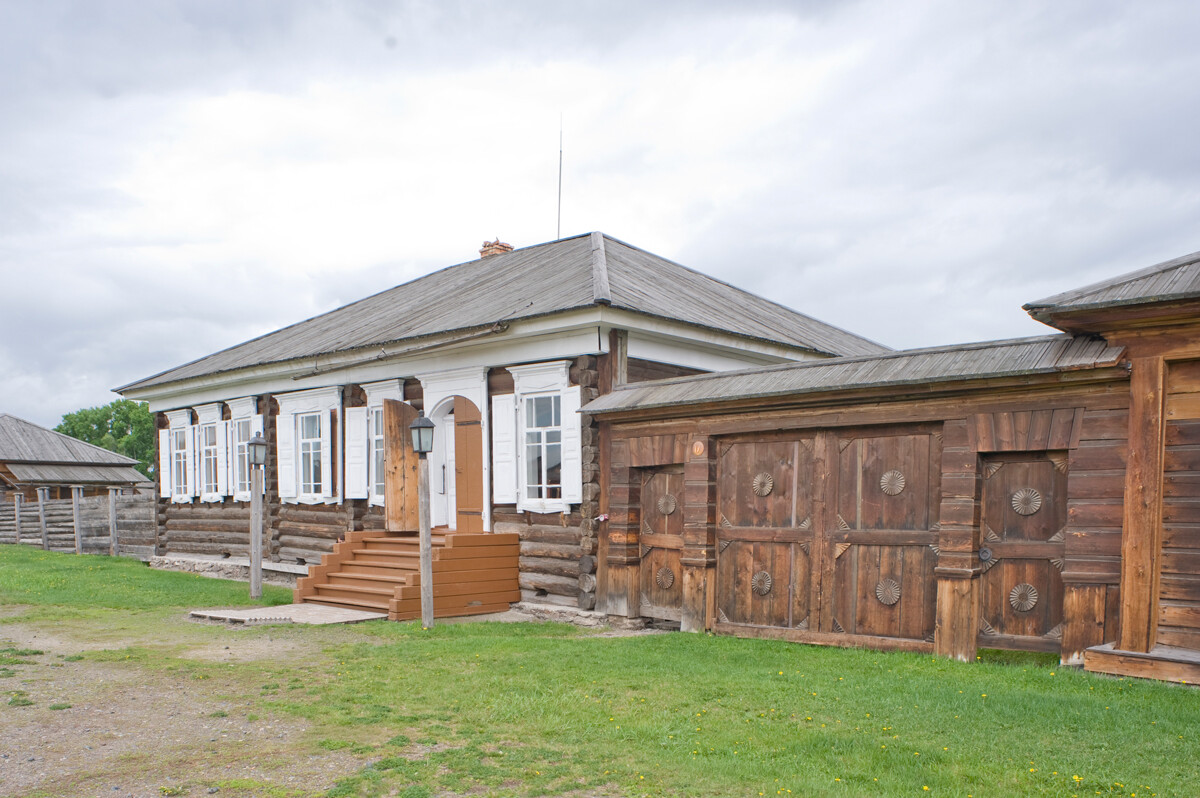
[
  {"x1": 1084, "y1": 642, "x2": 1200, "y2": 684},
  {"x1": 190, "y1": 604, "x2": 386, "y2": 625}
]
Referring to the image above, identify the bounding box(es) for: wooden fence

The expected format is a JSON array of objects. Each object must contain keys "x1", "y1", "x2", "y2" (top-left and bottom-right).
[{"x1": 0, "y1": 489, "x2": 156, "y2": 560}]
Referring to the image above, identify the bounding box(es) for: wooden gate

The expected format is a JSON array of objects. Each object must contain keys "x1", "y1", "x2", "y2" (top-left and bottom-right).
[
  {"x1": 383, "y1": 399, "x2": 419, "y2": 532},
  {"x1": 639, "y1": 467, "x2": 684, "y2": 621},
  {"x1": 453, "y1": 398, "x2": 484, "y2": 534},
  {"x1": 977, "y1": 453, "x2": 1067, "y2": 650},
  {"x1": 1159, "y1": 359, "x2": 1200, "y2": 651},
  {"x1": 714, "y1": 427, "x2": 938, "y2": 644}
]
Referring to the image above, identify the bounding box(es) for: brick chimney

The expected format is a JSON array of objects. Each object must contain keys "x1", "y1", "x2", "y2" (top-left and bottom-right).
[{"x1": 479, "y1": 239, "x2": 514, "y2": 258}]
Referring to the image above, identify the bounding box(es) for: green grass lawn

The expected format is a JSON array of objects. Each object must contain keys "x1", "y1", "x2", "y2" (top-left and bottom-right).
[{"x1": 2, "y1": 545, "x2": 1198, "y2": 797}]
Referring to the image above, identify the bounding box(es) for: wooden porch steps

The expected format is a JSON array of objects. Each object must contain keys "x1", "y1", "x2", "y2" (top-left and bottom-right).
[
  {"x1": 1084, "y1": 642, "x2": 1200, "y2": 684},
  {"x1": 294, "y1": 529, "x2": 520, "y2": 621}
]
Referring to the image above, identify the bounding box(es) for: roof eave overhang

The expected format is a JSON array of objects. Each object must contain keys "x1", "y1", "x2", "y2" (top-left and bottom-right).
[{"x1": 1024, "y1": 296, "x2": 1200, "y2": 335}]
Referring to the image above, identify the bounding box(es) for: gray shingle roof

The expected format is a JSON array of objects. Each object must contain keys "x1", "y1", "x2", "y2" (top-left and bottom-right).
[
  {"x1": 6, "y1": 462, "x2": 148, "y2": 486},
  {"x1": 1025, "y1": 249, "x2": 1200, "y2": 320},
  {"x1": 582, "y1": 335, "x2": 1124, "y2": 416},
  {"x1": 117, "y1": 232, "x2": 888, "y2": 393},
  {"x1": 0, "y1": 414, "x2": 140, "y2": 466}
]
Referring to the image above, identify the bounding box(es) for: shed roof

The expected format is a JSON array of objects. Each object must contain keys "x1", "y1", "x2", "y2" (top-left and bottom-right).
[
  {"x1": 0, "y1": 414, "x2": 140, "y2": 467},
  {"x1": 6, "y1": 462, "x2": 148, "y2": 486},
  {"x1": 117, "y1": 232, "x2": 887, "y2": 393},
  {"x1": 582, "y1": 335, "x2": 1125, "y2": 416},
  {"x1": 1024, "y1": 249, "x2": 1200, "y2": 321}
]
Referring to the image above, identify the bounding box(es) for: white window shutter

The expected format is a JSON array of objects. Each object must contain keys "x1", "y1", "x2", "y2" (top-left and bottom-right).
[
  {"x1": 560, "y1": 385, "x2": 583, "y2": 504},
  {"x1": 216, "y1": 419, "x2": 230, "y2": 497},
  {"x1": 185, "y1": 425, "x2": 198, "y2": 501},
  {"x1": 276, "y1": 412, "x2": 297, "y2": 501},
  {"x1": 158, "y1": 429, "x2": 171, "y2": 498},
  {"x1": 321, "y1": 409, "x2": 335, "y2": 502},
  {"x1": 345, "y1": 407, "x2": 368, "y2": 500},
  {"x1": 491, "y1": 393, "x2": 518, "y2": 504}
]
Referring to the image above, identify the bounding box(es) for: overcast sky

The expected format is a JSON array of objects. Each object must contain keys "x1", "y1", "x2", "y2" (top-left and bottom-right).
[{"x1": 2, "y1": 0, "x2": 1198, "y2": 428}]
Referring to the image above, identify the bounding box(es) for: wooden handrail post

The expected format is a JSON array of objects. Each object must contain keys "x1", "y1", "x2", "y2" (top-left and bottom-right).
[
  {"x1": 108, "y1": 488, "x2": 119, "y2": 557},
  {"x1": 71, "y1": 486, "x2": 83, "y2": 555},
  {"x1": 37, "y1": 488, "x2": 48, "y2": 550}
]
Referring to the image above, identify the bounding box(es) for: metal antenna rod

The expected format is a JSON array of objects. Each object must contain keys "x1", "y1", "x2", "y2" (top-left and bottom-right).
[{"x1": 557, "y1": 114, "x2": 563, "y2": 240}]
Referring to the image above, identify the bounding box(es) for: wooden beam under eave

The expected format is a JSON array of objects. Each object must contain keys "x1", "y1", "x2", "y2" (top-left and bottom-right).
[{"x1": 1118, "y1": 356, "x2": 1167, "y2": 652}]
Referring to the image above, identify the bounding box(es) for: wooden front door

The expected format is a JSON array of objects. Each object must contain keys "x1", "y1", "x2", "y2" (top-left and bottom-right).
[
  {"x1": 1159, "y1": 359, "x2": 1200, "y2": 650},
  {"x1": 639, "y1": 467, "x2": 684, "y2": 621},
  {"x1": 453, "y1": 398, "x2": 484, "y2": 534},
  {"x1": 383, "y1": 399, "x2": 419, "y2": 532},
  {"x1": 977, "y1": 453, "x2": 1067, "y2": 650}
]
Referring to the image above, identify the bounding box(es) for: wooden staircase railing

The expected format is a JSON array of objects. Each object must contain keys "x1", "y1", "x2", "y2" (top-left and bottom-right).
[{"x1": 294, "y1": 530, "x2": 520, "y2": 621}]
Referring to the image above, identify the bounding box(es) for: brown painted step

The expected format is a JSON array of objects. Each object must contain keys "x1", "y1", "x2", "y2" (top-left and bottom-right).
[
  {"x1": 394, "y1": 578, "x2": 518, "y2": 601},
  {"x1": 327, "y1": 572, "x2": 414, "y2": 588},
  {"x1": 312, "y1": 583, "x2": 395, "y2": 607},
  {"x1": 340, "y1": 560, "x2": 419, "y2": 578},
  {"x1": 401, "y1": 567, "x2": 520, "y2": 587},
  {"x1": 388, "y1": 590, "x2": 522, "y2": 621},
  {"x1": 306, "y1": 595, "x2": 392, "y2": 612}
]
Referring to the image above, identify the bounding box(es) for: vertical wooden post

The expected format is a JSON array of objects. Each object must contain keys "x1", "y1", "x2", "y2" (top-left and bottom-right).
[
  {"x1": 1119, "y1": 356, "x2": 1167, "y2": 653},
  {"x1": 71, "y1": 486, "x2": 83, "y2": 554},
  {"x1": 680, "y1": 435, "x2": 716, "y2": 632},
  {"x1": 418, "y1": 454, "x2": 434, "y2": 628},
  {"x1": 108, "y1": 488, "x2": 119, "y2": 557},
  {"x1": 37, "y1": 488, "x2": 48, "y2": 550},
  {"x1": 609, "y1": 329, "x2": 628, "y2": 387},
  {"x1": 250, "y1": 465, "x2": 264, "y2": 599},
  {"x1": 13, "y1": 493, "x2": 21, "y2": 545}
]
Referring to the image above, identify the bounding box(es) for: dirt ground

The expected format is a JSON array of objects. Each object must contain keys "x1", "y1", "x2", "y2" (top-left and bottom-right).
[{"x1": 0, "y1": 618, "x2": 364, "y2": 798}]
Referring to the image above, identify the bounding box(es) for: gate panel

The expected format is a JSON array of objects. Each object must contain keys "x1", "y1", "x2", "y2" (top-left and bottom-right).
[
  {"x1": 640, "y1": 469, "x2": 684, "y2": 621},
  {"x1": 827, "y1": 432, "x2": 937, "y2": 640},
  {"x1": 1159, "y1": 359, "x2": 1200, "y2": 650},
  {"x1": 978, "y1": 455, "x2": 1066, "y2": 649}
]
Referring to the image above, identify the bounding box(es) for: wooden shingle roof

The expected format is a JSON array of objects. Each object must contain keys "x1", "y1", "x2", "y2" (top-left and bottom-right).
[
  {"x1": 582, "y1": 335, "x2": 1125, "y2": 416},
  {"x1": 117, "y1": 233, "x2": 887, "y2": 393},
  {"x1": 1025, "y1": 249, "x2": 1200, "y2": 321},
  {"x1": 0, "y1": 414, "x2": 146, "y2": 486}
]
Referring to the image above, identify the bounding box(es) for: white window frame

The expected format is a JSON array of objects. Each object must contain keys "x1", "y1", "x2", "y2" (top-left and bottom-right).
[
  {"x1": 275, "y1": 386, "x2": 342, "y2": 505},
  {"x1": 502, "y1": 361, "x2": 582, "y2": 515},
  {"x1": 522, "y1": 393, "x2": 563, "y2": 506},
  {"x1": 193, "y1": 403, "x2": 226, "y2": 503},
  {"x1": 164, "y1": 409, "x2": 195, "y2": 504},
  {"x1": 298, "y1": 412, "x2": 323, "y2": 498},
  {"x1": 227, "y1": 397, "x2": 262, "y2": 502}
]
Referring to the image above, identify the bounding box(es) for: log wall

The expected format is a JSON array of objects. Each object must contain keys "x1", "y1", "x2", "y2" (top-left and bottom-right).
[{"x1": 0, "y1": 493, "x2": 155, "y2": 559}]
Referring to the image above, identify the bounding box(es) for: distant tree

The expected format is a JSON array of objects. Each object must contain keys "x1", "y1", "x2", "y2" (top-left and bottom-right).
[{"x1": 56, "y1": 399, "x2": 156, "y2": 479}]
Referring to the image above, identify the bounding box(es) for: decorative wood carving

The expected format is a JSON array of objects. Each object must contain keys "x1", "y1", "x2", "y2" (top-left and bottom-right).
[
  {"x1": 929, "y1": 543, "x2": 940, "y2": 557},
  {"x1": 718, "y1": 608, "x2": 730, "y2": 623},
  {"x1": 1009, "y1": 583, "x2": 1039, "y2": 612},
  {"x1": 980, "y1": 554, "x2": 998, "y2": 573},
  {"x1": 751, "y1": 472, "x2": 775, "y2": 497},
  {"x1": 799, "y1": 439, "x2": 814, "y2": 451},
  {"x1": 932, "y1": 431, "x2": 943, "y2": 444},
  {"x1": 1011, "y1": 487, "x2": 1043, "y2": 516},
  {"x1": 1048, "y1": 453, "x2": 1068, "y2": 473},
  {"x1": 1044, "y1": 623, "x2": 1063, "y2": 640},
  {"x1": 930, "y1": 522, "x2": 941, "y2": 532},
  {"x1": 796, "y1": 615, "x2": 809, "y2": 630},
  {"x1": 979, "y1": 617, "x2": 997, "y2": 636},
  {"x1": 640, "y1": 591, "x2": 651, "y2": 607},
  {"x1": 642, "y1": 521, "x2": 655, "y2": 537},
  {"x1": 985, "y1": 462, "x2": 1004, "y2": 479},
  {"x1": 720, "y1": 514, "x2": 733, "y2": 529},
  {"x1": 832, "y1": 618, "x2": 845, "y2": 633},
  {"x1": 984, "y1": 525, "x2": 1001, "y2": 544},
  {"x1": 719, "y1": 442, "x2": 734, "y2": 457},
  {"x1": 837, "y1": 514, "x2": 851, "y2": 531},
  {"x1": 875, "y1": 578, "x2": 901, "y2": 606},
  {"x1": 751, "y1": 571, "x2": 773, "y2": 596},
  {"x1": 799, "y1": 541, "x2": 811, "y2": 554},
  {"x1": 657, "y1": 494, "x2": 678, "y2": 516},
  {"x1": 1050, "y1": 557, "x2": 1065, "y2": 572},
  {"x1": 719, "y1": 539, "x2": 732, "y2": 553},
  {"x1": 1048, "y1": 530, "x2": 1065, "y2": 544},
  {"x1": 924, "y1": 632, "x2": 936, "y2": 643},
  {"x1": 640, "y1": 544, "x2": 652, "y2": 559},
  {"x1": 880, "y1": 469, "x2": 906, "y2": 496},
  {"x1": 835, "y1": 542, "x2": 851, "y2": 559},
  {"x1": 692, "y1": 440, "x2": 705, "y2": 457},
  {"x1": 798, "y1": 516, "x2": 812, "y2": 531},
  {"x1": 839, "y1": 438, "x2": 854, "y2": 451},
  {"x1": 655, "y1": 566, "x2": 675, "y2": 590}
]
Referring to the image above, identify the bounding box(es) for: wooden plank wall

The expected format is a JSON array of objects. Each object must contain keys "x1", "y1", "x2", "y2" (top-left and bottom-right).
[{"x1": 0, "y1": 494, "x2": 155, "y2": 559}]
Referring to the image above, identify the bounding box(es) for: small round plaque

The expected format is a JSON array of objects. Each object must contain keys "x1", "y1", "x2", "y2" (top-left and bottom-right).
[
  {"x1": 657, "y1": 494, "x2": 678, "y2": 516},
  {"x1": 1009, "y1": 583, "x2": 1039, "y2": 612},
  {"x1": 752, "y1": 472, "x2": 775, "y2": 497},
  {"x1": 655, "y1": 566, "x2": 675, "y2": 590},
  {"x1": 1011, "y1": 488, "x2": 1043, "y2": 516},
  {"x1": 875, "y1": 578, "x2": 901, "y2": 606},
  {"x1": 751, "y1": 571, "x2": 773, "y2": 596},
  {"x1": 880, "y1": 470, "x2": 906, "y2": 496},
  {"x1": 692, "y1": 440, "x2": 705, "y2": 456},
  {"x1": 979, "y1": 547, "x2": 993, "y2": 563}
]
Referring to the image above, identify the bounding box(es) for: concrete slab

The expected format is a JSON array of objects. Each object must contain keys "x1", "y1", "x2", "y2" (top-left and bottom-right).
[{"x1": 190, "y1": 603, "x2": 386, "y2": 626}]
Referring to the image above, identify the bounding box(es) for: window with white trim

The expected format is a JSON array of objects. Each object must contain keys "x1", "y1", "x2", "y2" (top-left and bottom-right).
[
  {"x1": 523, "y1": 394, "x2": 562, "y2": 501},
  {"x1": 234, "y1": 418, "x2": 252, "y2": 495},
  {"x1": 171, "y1": 427, "x2": 190, "y2": 499},
  {"x1": 200, "y1": 422, "x2": 219, "y2": 496},
  {"x1": 371, "y1": 406, "x2": 385, "y2": 499},
  {"x1": 298, "y1": 412, "x2": 323, "y2": 498}
]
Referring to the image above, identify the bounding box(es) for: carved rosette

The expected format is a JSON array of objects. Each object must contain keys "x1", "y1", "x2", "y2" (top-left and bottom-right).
[
  {"x1": 655, "y1": 566, "x2": 676, "y2": 590},
  {"x1": 752, "y1": 472, "x2": 775, "y2": 497},
  {"x1": 1011, "y1": 488, "x2": 1042, "y2": 516},
  {"x1": 657, "y1": 494, "x2": 678, "y2": 516},
  {"x1": 751, "y1": 571, "x2": 773, "y2": 596},
  {"x1": 875, "y1": 578, "x2": 901, "y2": 606},
  {"x1": 880, "y1": 470, "x2": 906, "y2": 496},
  {"x1": 1009, "y1": 583, "x2": 1039, "y2": 612}
]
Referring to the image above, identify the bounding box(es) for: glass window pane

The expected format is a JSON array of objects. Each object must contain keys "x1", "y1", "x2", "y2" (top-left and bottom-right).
[
  {"x1": 547, "y1": 431, "x2": 561, "y2": 444},
  {"x1": 534, "y1": 396, "x2": 553, "y2": 427},
  {"x1": 301, "y1": 414, "x2": 320, "y2": 438},
  {"x1": 526, "y1": 444, "x2": 541, "y2": 487},
  {"x1": 553, "y1": 396, "x2": 561, "y2": 426},
  {"x1": 547, "y1": 444, "x2": 561, "y2": 486}
]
